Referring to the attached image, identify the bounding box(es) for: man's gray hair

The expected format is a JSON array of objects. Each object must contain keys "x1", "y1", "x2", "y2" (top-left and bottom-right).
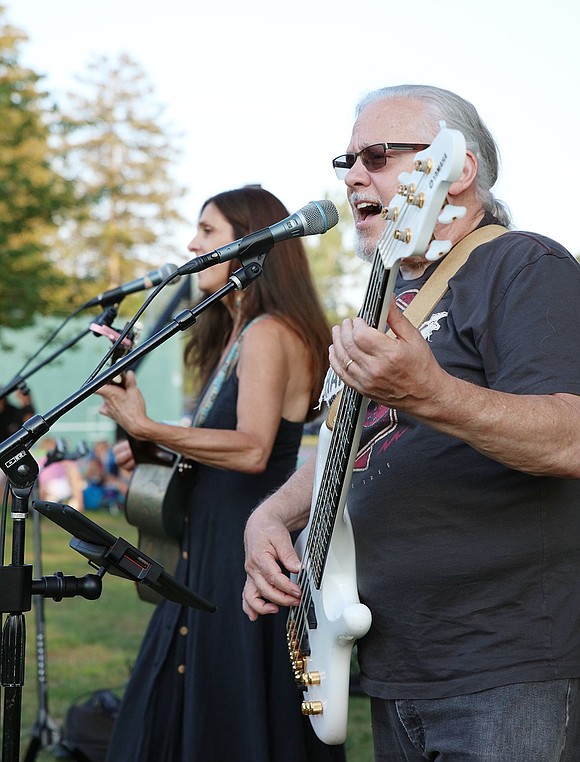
[{"x1": 357, "y1": 85, "x2": 512, "y2": 228}]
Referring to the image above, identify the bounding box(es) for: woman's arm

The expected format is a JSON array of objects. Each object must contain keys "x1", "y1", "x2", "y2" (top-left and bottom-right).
[{"x1": 97, "y1": 318, "x2": 308, "y2": 473}]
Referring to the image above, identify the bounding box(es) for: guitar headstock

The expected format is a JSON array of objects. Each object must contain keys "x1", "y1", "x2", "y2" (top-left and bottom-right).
[{"x1": 378, "y1": 125, "x2": 467, "y2": 270}]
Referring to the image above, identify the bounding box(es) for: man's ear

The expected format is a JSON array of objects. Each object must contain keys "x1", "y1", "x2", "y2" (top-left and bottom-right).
[{"x1": 448, "y1": 150, "x2": 478, "y2": 198}]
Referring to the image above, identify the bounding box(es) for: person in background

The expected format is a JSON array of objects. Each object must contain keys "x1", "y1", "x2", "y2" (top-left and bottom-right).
[
  {"x1": 0, "y1": 387, "x2": 36, "y2": 491},
  {"x1": 243, "y1": 85, "x2": 580, "y2": 761},
  {"x1": 0, "y1": 386, "x2": 35, "y2": 441},
  {"x1": 82, "y1": 439, "x2": 128, "y2": 511},
  {"x1": 97, "y1": 186, "x2": 344, "y2": 761},
  {"x1": 37, "y1": 437, "x2": 85, "y2": 512}
]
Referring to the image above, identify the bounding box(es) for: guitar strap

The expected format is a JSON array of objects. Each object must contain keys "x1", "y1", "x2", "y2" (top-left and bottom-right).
[
  {"x1": 385, "y1": 223, "x2": 508, "y2": 338},
  {"x1": 326, "y1": 223, "x2": 508, "y2": 428},
  {"x1": 191, "y1": 315, "x2": 268, "y2": 427}
]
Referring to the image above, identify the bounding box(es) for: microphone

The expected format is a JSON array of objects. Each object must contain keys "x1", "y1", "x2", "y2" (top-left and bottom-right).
[
  {"x1": 83, "y1": 263, "x2": 180, "y2": 308},
  {"x1": 178, "y1": 199, "x2": 339, "y2": 275}
]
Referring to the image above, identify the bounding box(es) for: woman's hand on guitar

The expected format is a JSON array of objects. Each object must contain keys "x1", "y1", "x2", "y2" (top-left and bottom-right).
[
  {"x1": 96, "y1": 370, "x2": 149, "y2": 437},
  {"x1": 112, "y1": 439, "x2": 136, "y2": 472}
]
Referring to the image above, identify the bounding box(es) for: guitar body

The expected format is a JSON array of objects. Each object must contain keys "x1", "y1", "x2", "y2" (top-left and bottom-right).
[
  {"x1": 124, "y1": 442, "x2": 194, "y2": 604},
  {"x1": 292, "y1": 423, "x2": 372, "y2": 745}
]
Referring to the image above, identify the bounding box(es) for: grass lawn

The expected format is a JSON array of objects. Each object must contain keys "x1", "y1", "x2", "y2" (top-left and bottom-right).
[{"x1": 1, "y1": 507, "x2": 374, "y2": 761}]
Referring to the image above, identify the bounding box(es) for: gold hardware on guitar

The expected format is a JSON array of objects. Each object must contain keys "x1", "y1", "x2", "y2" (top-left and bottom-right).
[
  {"x1": 300, "y1": 671, "x2": 321, "y2": 687},
  {"x1": 414, "y1": 157, "x2": 433, "y2": 173},
  {"x1": 393, "y1": 228, "x2": 412, "y2": 243},
  {"x1": 301, "y1": 701, "x2": 323, "y2": 716}
]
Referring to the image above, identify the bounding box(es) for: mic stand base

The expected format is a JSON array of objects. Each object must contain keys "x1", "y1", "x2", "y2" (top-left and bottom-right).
[{"x1": 21, "y1": 711, "x2": 61, "y2": 762}]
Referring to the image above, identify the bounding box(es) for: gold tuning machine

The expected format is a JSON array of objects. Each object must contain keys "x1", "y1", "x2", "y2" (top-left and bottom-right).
[
  {"x1": 302, "y1": 700, "x2": 324, "y2": 716},
  {"x1": 300, "y1": 671, "x2": 321, "y2": 687}
]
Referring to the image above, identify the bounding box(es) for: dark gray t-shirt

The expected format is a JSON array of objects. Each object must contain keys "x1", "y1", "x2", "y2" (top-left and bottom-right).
[{"x1": 348, "y1": 223, "x2": 580, "y2": 699}]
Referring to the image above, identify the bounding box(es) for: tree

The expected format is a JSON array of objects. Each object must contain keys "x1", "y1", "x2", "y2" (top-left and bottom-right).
[
  {"x1": 54, "y1": 53, "x2": 187, "y2": 303},
  {"x1": 305, "y1": 194, "x2": 368, "y2": 325},
  {"x1": 0, "y1": 6, "x2": 77, "y2": 331}
]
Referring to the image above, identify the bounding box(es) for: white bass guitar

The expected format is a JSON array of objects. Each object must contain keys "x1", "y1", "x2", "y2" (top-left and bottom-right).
[{"x1": 288, "y1": 125, "x2": 467, "y2": 744}]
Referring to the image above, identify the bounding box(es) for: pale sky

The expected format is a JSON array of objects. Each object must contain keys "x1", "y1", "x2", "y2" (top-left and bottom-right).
[{"x1": 8, "y1": 0, "x2": 580, "y2": 260}]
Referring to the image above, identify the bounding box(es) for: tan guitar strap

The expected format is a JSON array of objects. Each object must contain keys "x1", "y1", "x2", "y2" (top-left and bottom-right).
[
  {"x1": 326, "y1": 224, "x2": 508, "y2": 428},
  {"x1": 386, "y1": 224, "x2": 508, "y2": 337}
]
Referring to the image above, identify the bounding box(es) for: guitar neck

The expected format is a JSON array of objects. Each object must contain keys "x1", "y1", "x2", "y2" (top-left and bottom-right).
[
  {"x1": 306, "y1": 257, "x2": 401, "y2": 588},
  {"x1": 126, "y1": 434, "x2": 180, "y2": 467}
]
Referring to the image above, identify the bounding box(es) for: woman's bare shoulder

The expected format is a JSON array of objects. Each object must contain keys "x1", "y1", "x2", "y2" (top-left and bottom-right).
[
  {"x1": 243, "y1": 315, "x2": 300, "y2": 343},
  {"x1": 241, "y1": 316, "x2": 308, "y2": 362}
]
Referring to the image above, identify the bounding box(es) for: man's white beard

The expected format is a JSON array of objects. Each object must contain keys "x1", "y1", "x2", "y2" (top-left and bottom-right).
[{"x1": 354, "y1": 230, "x2": 377, "y2": 263}]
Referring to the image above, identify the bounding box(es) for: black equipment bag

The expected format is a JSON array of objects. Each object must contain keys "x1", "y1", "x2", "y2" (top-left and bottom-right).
[{"x1": 54, "y1": 689, "x2": 121, "y2": 762}]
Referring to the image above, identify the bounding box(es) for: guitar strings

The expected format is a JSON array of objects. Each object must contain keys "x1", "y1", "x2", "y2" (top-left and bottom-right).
[
  {"x1": 287, "y1": 163, "x2": 432, "y2": 678},
  {"x1": 299, "y1": 177, "x2": 422, "y2": 573},
  {"x1": 288, "y1": 174, "x2": 423, "y2": 658}
]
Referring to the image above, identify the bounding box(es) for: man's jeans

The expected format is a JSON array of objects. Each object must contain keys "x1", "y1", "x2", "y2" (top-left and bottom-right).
[{"x1": 370, "y1": 678, "x2": 580, "y2": 761}]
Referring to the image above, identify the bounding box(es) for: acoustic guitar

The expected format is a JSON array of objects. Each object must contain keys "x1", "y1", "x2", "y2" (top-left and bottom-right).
[
  {"x1": 123, "y1": 438, "x2": 195, "y2": 604},
  {"x1": 93, "y1": 314, "x2": 195, "y2": 604}
]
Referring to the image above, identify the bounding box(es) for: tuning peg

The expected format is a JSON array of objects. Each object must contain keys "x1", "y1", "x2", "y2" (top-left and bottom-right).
[
  {"x1": 438, "y1": 204, "x2": 466, "y2": 225},
  {"x1": 425, "y1": 240, "x2": 452, "y2": 261}
]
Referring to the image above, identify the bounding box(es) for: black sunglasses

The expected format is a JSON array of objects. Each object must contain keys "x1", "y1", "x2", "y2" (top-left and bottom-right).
[{"x1": 332, "y1": 142, "x2": 430, "y2": 180}]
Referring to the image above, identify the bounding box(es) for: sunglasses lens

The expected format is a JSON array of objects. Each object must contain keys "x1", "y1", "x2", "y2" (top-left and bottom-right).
[
  {"x1": 361, "y1": 144, "x2": 387, "y2": 171},
  {"x1": 333, "y1": 154, "x2": 353, "y2": 180},
  {"x1": 333, "y1": 143, "x2": 389, "y2": 179}
]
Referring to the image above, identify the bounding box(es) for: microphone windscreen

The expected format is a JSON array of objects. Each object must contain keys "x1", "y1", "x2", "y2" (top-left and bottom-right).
[{"x1": 301, "y1": 200, "x2": 339, "y2": 235}]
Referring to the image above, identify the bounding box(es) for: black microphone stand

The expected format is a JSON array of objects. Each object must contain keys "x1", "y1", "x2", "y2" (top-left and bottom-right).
[
  {"x1": 0, "y1": 306, "x2": 134, "y2": 762},
  {"x1": 20, "y1": 498, "x2": 61, "y2": 762},
  {"x1": 21, "y1": 440, "x2": 89, "y2": 762},
  {"x1": 0, "y1": 306, "x2": 123, "y2": 403},
  {"x1": 0, "y1": 254, "x2": 266, "y2": 762}
]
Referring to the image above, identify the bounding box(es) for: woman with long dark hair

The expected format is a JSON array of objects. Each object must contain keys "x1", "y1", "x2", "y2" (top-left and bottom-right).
[{"x1": 98, "y1": 186, "x2": 343, "y2": 761}]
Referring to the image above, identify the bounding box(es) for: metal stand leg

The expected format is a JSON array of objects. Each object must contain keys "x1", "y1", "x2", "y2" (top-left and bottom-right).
[{"x1": 21, "y1": 508, "x2": 61, "y2": 761}]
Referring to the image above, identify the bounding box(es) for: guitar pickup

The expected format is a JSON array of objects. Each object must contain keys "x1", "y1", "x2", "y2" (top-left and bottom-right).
[{"x1": 307, "y1": 599, "x2": 318, "y2": 630}]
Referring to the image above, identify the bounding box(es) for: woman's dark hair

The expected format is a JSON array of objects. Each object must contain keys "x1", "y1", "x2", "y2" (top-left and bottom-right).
[{"x1": 184, "y1": 186, "x2": 330, "y2": 420}]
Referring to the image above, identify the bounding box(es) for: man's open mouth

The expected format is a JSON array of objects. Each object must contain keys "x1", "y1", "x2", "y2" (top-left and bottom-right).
[{"x1": 355, "y1": 200, "x2": 383, "y2": 221}]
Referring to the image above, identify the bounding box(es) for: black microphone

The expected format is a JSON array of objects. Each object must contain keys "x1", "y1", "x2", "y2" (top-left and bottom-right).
[
  {"x1": 178, "y1": 199, "x2": 339, "y2": 275},
  {"x1": 82, "y1": 263, "x2": 180, "y2": 308}
]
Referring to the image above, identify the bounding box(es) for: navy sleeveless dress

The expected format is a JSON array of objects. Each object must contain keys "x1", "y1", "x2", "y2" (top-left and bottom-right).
[{"x1": 106, "y1": 365, "x2": 345, "y2": 761}]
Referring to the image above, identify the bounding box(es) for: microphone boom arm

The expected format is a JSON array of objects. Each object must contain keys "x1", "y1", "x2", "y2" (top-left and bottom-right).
[
  {"x1": 0, "y1": 307, "x2": 120, "y2": 402},
  {"x1": 0, "y1": 256, "x2": 266, "y2": 488}
]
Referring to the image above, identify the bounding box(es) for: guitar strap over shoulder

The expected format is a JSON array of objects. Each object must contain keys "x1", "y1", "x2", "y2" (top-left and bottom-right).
[
  {"x1": 191, "y1": 314, "x2": 268, "y2": 427},
  {"x1": 326, "y1": 223, "x2": 508, "y2": 428},
  {"x1": 386, "y1": 223, "x2": 508, "y2": 338}
]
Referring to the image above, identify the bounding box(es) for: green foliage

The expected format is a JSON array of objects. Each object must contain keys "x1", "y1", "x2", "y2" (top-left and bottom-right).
[
  {"x1": 0, "y1": 9, "x2": 188, "y2": 325},
  {"x1": 305, "y1": 194, "x2": 368, "y2": 326},
  {"x1": 0, "y1": 7, "x2": 78, "y2": 329},
  {"x1": 54, "y1": 53, "x2": 188, "y2": 302}
]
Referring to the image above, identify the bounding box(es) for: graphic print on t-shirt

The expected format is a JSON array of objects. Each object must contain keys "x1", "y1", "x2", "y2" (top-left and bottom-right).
[{"x1": 353, "y1": 288, "x2": 448, "y2": 473}]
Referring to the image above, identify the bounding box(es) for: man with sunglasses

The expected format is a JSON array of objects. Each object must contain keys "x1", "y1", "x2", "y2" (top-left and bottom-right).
[{"x1": 243, "y1": 84, "x2": 580, "y2": 761}]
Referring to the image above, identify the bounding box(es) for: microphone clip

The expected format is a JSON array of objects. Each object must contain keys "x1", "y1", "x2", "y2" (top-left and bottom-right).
[{"x1": 229, "y1": 259, "x2": 265, "y2": 292}]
